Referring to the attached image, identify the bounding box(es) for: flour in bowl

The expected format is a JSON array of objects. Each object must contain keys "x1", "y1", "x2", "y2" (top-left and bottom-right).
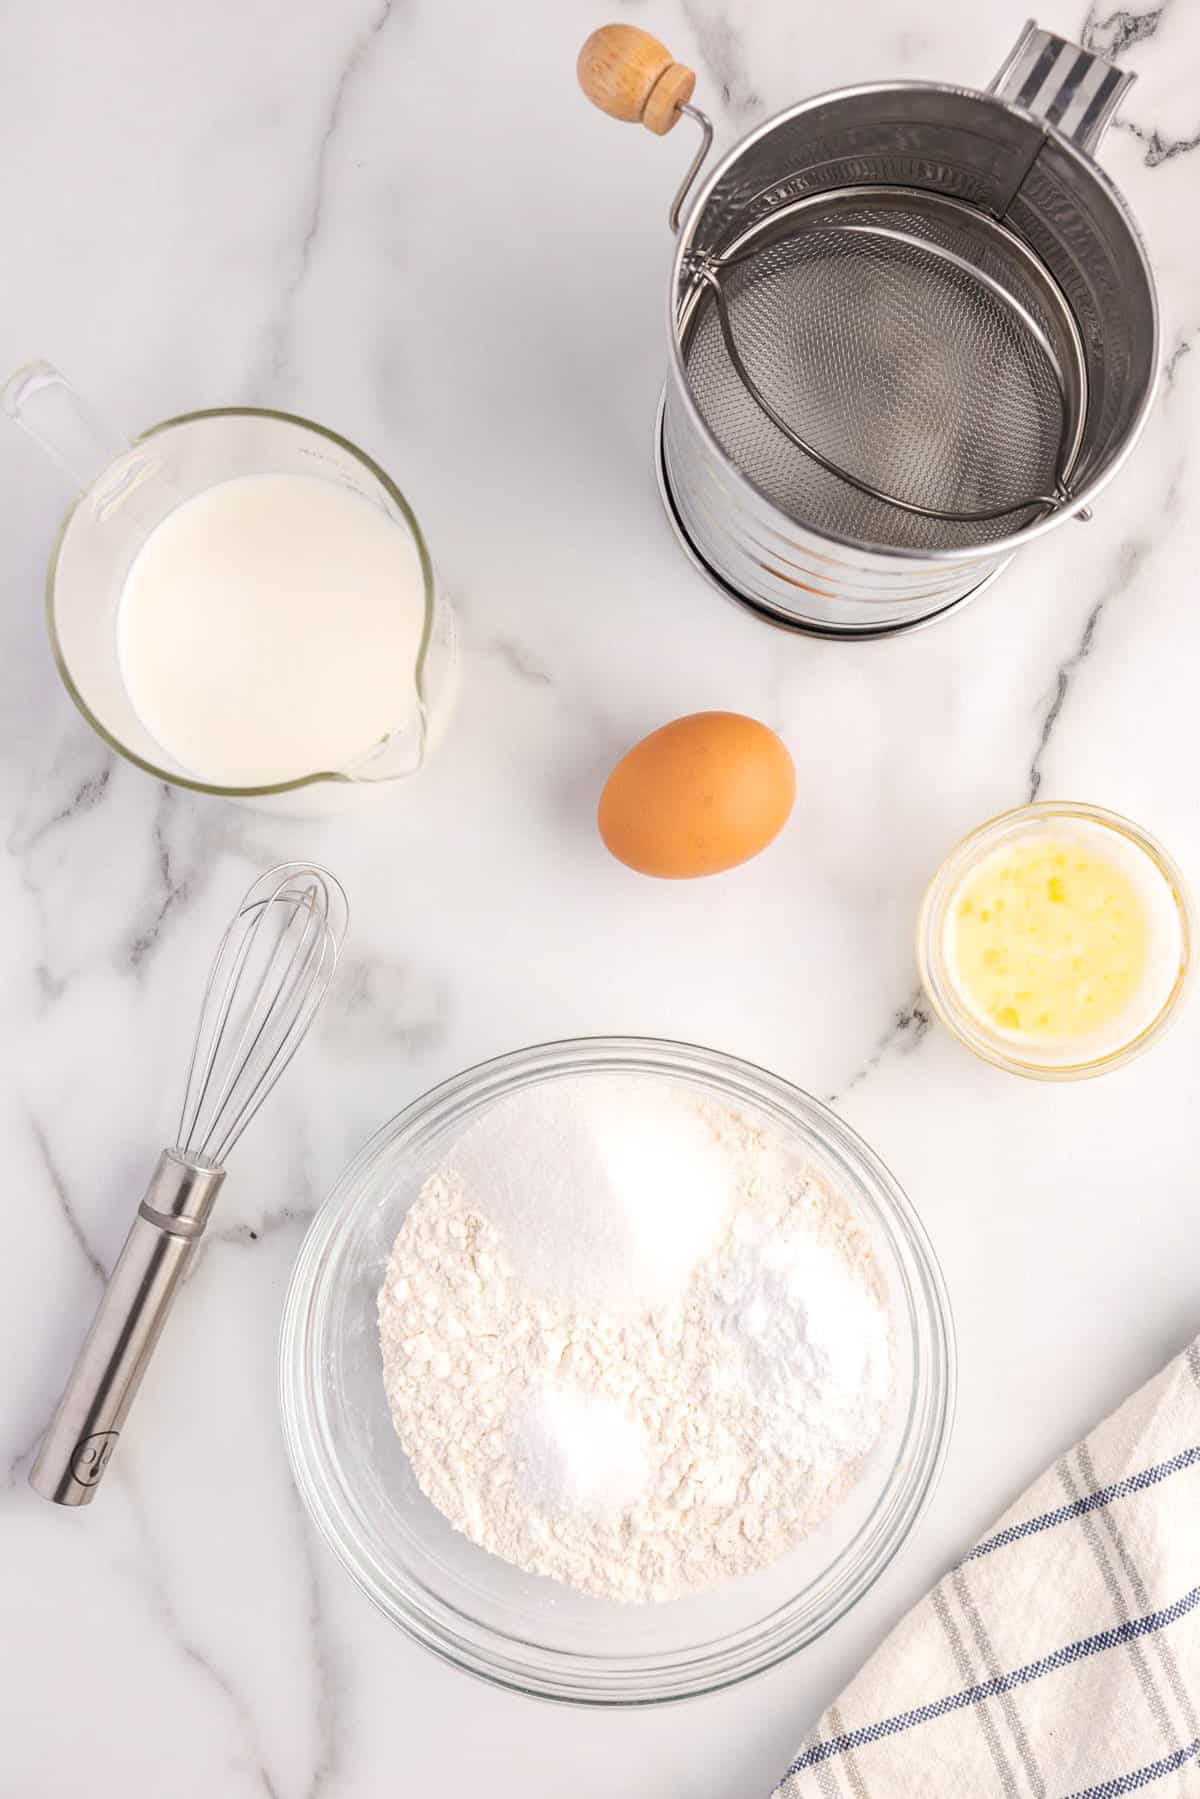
[{"x1": 377, "y1": 1076, "x2": 893, "y2": 1603}]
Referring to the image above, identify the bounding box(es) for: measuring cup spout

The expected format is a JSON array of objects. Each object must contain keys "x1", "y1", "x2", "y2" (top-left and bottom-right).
[{"x1": 2, "y1": 360, "x2": 134, "y2": 494}]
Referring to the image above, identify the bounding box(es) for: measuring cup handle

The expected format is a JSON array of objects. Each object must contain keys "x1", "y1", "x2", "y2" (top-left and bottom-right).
[
  {"x1": 577, "y1": 25, "x2": 695, "y2": 135},
  {"x1": 2, "y1": 360, "x2": 134, "y2": 494},
  {"x1": 989, "y1": 21, "x2": 1135, "y2": 156}
]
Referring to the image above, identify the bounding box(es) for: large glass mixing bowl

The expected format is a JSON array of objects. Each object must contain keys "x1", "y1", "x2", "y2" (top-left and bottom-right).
[{"x1": 279, "y1": 1038, "x2": 955, "y2": 1704}]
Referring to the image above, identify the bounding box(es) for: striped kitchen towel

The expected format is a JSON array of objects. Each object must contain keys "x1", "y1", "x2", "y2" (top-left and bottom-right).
[{"x1": 774, "y1": 1336, "x2": 1200, "y2": 1798}]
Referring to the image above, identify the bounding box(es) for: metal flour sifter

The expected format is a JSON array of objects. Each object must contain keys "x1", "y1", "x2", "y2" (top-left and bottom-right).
[{"x1": 578, "y1": 21, "x2": 1158, "y2": 637}]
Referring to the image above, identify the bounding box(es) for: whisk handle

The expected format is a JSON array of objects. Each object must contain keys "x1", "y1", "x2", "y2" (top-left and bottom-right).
[{"x1": 30, "y1": 1151, "x2": 224, "y2": 1506}]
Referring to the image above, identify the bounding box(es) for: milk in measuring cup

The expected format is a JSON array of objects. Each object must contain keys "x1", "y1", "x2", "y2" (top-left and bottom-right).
[{"x1": 117, "y1": 473, "x2": 429, "y2": 787}]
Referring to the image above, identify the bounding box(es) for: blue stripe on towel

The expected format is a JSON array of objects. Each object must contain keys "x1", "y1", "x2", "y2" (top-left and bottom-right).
[
  {"x1": 1067, "y1": 1737, "x2": 1200, "y2": 1798},
  {"x1": 962, "y1": 1447, "x2": 1200, "y2": 1565},
  {"x1": 785, "y1": 1587, "x2": 1200, "y2": 1775}
]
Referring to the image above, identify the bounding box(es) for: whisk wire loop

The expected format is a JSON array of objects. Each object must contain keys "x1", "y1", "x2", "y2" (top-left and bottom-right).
[{"x1": 176, "y1": 864, "x2": 347, "y2": 1166}]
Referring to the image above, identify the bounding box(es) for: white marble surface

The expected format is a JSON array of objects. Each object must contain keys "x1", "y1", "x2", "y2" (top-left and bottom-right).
[{"x1": 2, "y1": 1, "x2": 1198, "y2": 1792}]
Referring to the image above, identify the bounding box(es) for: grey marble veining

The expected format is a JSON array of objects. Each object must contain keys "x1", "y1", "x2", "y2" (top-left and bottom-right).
[{"x1": 2, "y1": 2, "x2": 1199, "y2": 1794}]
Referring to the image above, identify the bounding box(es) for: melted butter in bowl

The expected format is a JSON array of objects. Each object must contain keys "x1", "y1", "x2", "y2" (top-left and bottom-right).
[{"x1": 919, "y1": 804, "x2": 1195, "y2": 1078}]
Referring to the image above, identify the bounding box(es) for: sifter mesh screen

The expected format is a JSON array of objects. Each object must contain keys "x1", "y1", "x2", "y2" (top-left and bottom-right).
[{"x1": 680, "y1": 193, "x2": 1083, "y2": 553}]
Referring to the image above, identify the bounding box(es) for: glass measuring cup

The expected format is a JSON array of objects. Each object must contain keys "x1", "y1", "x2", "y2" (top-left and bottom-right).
[{"x1": 4, "y1": 362, "x2": 456, "y2": 803}]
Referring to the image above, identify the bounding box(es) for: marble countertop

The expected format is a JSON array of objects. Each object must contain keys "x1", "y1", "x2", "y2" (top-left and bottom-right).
[{"x1": 3, "y1": 1, "x2": 1198, "y2": 1793}]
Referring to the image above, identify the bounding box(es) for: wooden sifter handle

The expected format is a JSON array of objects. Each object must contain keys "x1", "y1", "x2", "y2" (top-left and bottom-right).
[{"x1": 577, "y1": 24, "x2": 696, "y2": 135}]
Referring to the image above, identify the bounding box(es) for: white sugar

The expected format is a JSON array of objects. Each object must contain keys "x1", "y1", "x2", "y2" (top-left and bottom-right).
[{"x1": 443, "y1": 1074, "x2": 737, "y2": 1313}]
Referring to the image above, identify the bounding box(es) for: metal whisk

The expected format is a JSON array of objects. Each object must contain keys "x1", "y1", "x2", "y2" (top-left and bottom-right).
[{"x1": 31, "y1": 864, "x2": 348, "y2": 1506}]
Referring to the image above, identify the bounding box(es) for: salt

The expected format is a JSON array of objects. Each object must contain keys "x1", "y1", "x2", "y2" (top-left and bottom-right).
[{"x1": 512, "y1": 1386, "x2": 650, "y2": 1516}]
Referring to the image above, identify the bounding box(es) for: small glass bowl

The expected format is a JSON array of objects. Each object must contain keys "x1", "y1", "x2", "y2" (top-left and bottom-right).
[
  {"x1": 279, "y1": 1037, "x2": 955, "y2": 1705},
  {"x1": 917, "y1": 802, "x2": 1195, "y2": 1081}
]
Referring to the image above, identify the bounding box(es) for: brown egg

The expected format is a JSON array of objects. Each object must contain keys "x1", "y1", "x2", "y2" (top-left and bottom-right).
[{"x1": 598, "y1": 711, "x2": 795, "y2": 878}]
